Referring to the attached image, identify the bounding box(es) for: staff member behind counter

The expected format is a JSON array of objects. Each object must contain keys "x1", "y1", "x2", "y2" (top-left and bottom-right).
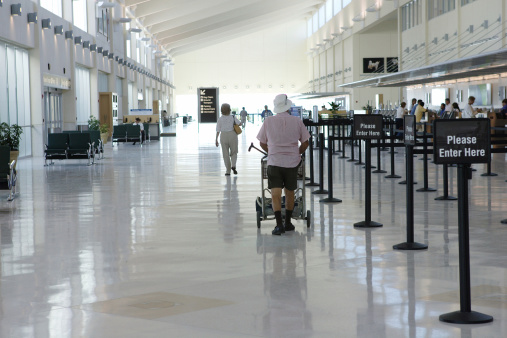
[{"x1": 133, "y1": 117, "x2": 145, "y2": 145}]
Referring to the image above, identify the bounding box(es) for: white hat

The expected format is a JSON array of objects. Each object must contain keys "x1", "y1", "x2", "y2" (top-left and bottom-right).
[{"x1": 273, "y1": 94, "x2": 292, "y2": 114}]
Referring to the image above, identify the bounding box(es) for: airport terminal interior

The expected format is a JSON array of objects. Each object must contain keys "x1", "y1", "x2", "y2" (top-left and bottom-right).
[{"x1": 1, "y1": 0, "x2": 507, "y2": 337}]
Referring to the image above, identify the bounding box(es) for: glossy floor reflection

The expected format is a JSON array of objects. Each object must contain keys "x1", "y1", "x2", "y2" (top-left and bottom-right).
[{"x1": 1, "y1": 121, "x2": 507, "y2": 337}]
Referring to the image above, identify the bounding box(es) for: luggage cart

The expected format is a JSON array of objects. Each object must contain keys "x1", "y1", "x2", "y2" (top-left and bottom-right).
[{"x1": 249, "y1": 143, "x2": 311, "y2": 229}]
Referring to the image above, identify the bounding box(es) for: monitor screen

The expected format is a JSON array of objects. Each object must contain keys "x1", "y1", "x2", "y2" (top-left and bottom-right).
[
  {"x1": 468, "y1": 84, "x2": 491, "y2": 106},
  {"x1": 431, "y1": 88, "x2": 448, "y2": 107}
]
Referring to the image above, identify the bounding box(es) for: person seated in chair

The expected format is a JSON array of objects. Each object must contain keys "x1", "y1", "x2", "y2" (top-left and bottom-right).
[{"x1": 133, "y1": 117, "x2": 145, "y2": 145}]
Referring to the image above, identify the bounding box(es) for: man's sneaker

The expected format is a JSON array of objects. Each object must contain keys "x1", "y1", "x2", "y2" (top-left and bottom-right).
[
  {"x1": 284, "y1": 223, "x2": 295, "y2": 231},
  {"x1": 272, "y1": 225, "x2": 285, "y2": 235}
]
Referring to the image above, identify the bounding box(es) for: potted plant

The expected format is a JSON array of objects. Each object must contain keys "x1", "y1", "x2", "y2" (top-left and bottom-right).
[
  {"x1": 99, "y1": 123, "x2": 109, "y2": 144},
  {"x1": 0, "y1": 122, "x2": 23, "y2": 166},
  {"x1": 88, "y1": 115, "x2": 108, "y2": 144},
  {"x1": 328, "y1": 102, "x2": 342, "y2": 116},
  {"x1": 362, "y1": 102, "x2": 374, "y2": 114}
]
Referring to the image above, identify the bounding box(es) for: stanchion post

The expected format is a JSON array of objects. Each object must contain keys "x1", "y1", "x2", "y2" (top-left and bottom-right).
[
  {"x1": 439, "y1": 165, "x2": 493, "y2": 324},
  {"x1": 386, "y1": 120, "x2": 401, "y2": 178},
  {"x1": 312, "y1": 133, "x2": 328, "y2": 195},
  {"x1": 355, "y1": 140, "x2": 364, "y2": 165},
  {"x1": 372, "y1": 138, "x2": 387, "y2": 173},
  {"x1": 417, "y1": 127, "x2": 437, "y2": 192},
  {"x1": 353, "y1": 115, "x2": 383, "y2": 228},
  {"x1": 307, "y1": 130, "x2": 319, "y2": 187},
  {"x1": 434, "y1": 119, "x2": 493, "y2": 324},
  {"x1": 320, "y1": 136, "x2": 342, "y2": 203},
  {"x1": 348, "y1": 121, "x2": 357, "y2": 162},
  {"x1": 435, "y1": 164, "x2": 457, "y2": 200}
]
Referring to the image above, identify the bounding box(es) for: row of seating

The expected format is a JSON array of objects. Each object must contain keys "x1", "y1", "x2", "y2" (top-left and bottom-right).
[
  {"x1": 45, "y1": 130, "x2": 103, "y2": 166},
  {"x1": 112, "y1": 124, "x2": 149, "y2": 145},
  {"x1": 0, "y1": 146, "x2": 17, "y2": 201}
]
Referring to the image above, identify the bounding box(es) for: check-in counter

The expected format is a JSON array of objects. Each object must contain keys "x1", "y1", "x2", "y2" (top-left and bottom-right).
[
  {"x1": 488, "y1": 111, "x2": 506, "y2": 148},
  {"x1": 123, "y1": 115, "x2": 161, "y2": 140}
]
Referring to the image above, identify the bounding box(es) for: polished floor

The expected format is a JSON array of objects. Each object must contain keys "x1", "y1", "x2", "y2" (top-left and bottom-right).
[{"x1": 1, "y1": 120, "x2": 507, "y2": 337}]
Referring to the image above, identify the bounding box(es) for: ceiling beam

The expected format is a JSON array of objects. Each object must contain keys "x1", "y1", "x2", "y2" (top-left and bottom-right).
[
  {"x1": 163, "y1": 10, "x2": 310, "y2": 56},
  {"x1": 142, "y1": 0, "x2": 259, "y2": 30},
  {"x1": 156, "y1": 0, "x2": 320, "y2": 42}
]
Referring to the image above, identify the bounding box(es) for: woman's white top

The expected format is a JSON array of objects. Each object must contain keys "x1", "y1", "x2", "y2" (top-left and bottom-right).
[
  {"x1": 216, "y1": 115, "x2": 241, "y2": 132},
  {"x1": 396, "y1": 106, "x2": 406, "y2": 119}
]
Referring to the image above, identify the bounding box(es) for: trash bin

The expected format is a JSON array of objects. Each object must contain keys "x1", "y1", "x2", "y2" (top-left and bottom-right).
[{"x1": 183, "y1": 116, "x2": 188, "y2": 124}]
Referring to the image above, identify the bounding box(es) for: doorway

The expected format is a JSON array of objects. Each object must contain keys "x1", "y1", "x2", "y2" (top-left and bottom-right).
[{"x1": 43, "y1": 88, "x2": 63, "y2": 145}]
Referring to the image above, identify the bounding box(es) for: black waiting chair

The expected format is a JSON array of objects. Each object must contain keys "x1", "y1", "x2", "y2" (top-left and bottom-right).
[
  {"x1": 112, "y1": 125, "x2": 127, "y2": 145},
  {"x1": 45, "y1": 133, "x2": 69, "y2": 166},
  {"x1": 67, "y1": 133, "x2": 94, "y2": 165},
  {"x1": 126, "y1": 124, "x2": 141, "y2": 144},
  {"x1": 0, "y1": 146, "x2": 17, "y2": 201},
  {"x1": 88, "y1": 130, "x2": 103, "y2": 159}
]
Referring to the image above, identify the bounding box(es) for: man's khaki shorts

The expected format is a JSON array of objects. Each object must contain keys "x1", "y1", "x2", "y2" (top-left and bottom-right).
[{"x1": 267, "y1": 163, "x2": 299, "y2": 191}]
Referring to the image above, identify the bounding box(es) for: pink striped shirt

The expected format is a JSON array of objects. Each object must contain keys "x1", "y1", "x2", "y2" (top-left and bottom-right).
[{"x1": 257, "y1": 112, "x2": 310, "y2": 168}]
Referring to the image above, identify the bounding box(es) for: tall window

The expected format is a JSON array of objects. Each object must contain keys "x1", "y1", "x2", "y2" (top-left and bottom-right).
[
  {"x1": 333, "y1": 0, "x2": 342, "y2": 15},
  {"x1": 307, "y1": 19, "x2": 312, "y2": 37},
  {"x1": 136, "y1": 41, "x2": 140, "y2": 63},
  {"x1": 402, "y1": 0, "x2": 422, "y2": 31},
  {"x1": 73, "y1": 0, "x2": 88, "y2": 32},
  {"x1": 126, "y1": 23, "x2": 131, "y2": 58},
  {"x1": 428, "y1": 0, "x2": 456, "y2": 20},
  {"x1": 40, "y1": 0, "x2": 62, "y2": 17},
  {"x1": 342, "y1": 0, "x2": 351, "y2": 8},
  {"x1": 97, "y1": 6, "x2": 110, "y2": 39},
  {"x1": 128, "y1": 83, "x2": 134, "y2": 111},
  {"x1": 312, "y1": 12, "x2": 318, "y2": 33},
  {"x1": 0, "y1": 43, "x2": 32, "y2": 156},
  {"x1": 318, "y1": 6, "x2": 325, "y2": 28},
  {"x1": 325, "y1": 0, "x2": 333, "y2": 21},
  {"x1": 75, "y1": 66, "x2": 91, "y2": 125},
  {"x1": 98, "y1": 72, "x2": 109, "y2": 93}
]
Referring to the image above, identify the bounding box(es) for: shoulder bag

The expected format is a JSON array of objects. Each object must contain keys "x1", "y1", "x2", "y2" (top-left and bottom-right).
[{"x1": 233, "y1": 117, "x2": 242, "y2": 135}]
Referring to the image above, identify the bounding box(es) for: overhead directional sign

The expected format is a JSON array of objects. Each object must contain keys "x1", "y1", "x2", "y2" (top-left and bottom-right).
[
  {"x1": 433, "y1": 119, "x2": 490, "y2": 164},
  {"x1": 198, "y1": 87, "x2": 219, "y2": 123}
]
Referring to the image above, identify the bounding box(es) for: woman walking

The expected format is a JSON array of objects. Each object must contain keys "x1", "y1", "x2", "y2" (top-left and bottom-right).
[{"x1": 216, "y1": 103, "x2": 241, "y2": 176}]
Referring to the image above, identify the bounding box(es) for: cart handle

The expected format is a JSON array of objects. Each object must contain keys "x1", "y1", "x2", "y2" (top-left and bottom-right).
[{"x1": 248, "y1": 142, "x2": 267, "y2": 156}]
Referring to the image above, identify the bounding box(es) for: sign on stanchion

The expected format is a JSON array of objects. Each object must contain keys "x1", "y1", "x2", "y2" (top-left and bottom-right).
[
  {"x1": 393, "y1": 115, "x2": 428, "y2": 250},
  {"x1": 434, "y1": 118, "x2": 493, "y2": 325},
  {"x1": 353, "y1": 115, "x2": 383, "y2": 228}
]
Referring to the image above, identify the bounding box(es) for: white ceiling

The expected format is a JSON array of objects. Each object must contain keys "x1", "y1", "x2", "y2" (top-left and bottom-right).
[{"x1": 125, "y1": 0, "x2": 325, "y2": 57}]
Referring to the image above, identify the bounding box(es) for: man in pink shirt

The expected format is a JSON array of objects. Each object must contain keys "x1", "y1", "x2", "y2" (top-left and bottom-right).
[{"x1": 257, "y1": 94, "x2": 310, "y2": 235}]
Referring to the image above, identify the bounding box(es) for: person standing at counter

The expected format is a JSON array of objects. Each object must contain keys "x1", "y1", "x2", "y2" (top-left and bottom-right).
[
  {"x1": 133, "y1": 117, "x2": 145, "y2": 145},
  {"x1": 445, "y1": 98, "x2": 452, "y2": 113},
  {"x1": 395, "y1": 102, "x2": 407, "y2": 137},
  {"x1": 409, "y1": 98, "x2": 418, "y2": 115},
  {"x1": 461, "y1": 96, "x2": 480, "y2": 118},
  {"x1": 500, "y1": 99, "x2": 507, "y2": 118},
  {"x1": 216, "y1": 103, "x2": 241, "y2": 176},
  {"x1": 414, "y1": 101, "x2": 427, "y2": 131}
]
